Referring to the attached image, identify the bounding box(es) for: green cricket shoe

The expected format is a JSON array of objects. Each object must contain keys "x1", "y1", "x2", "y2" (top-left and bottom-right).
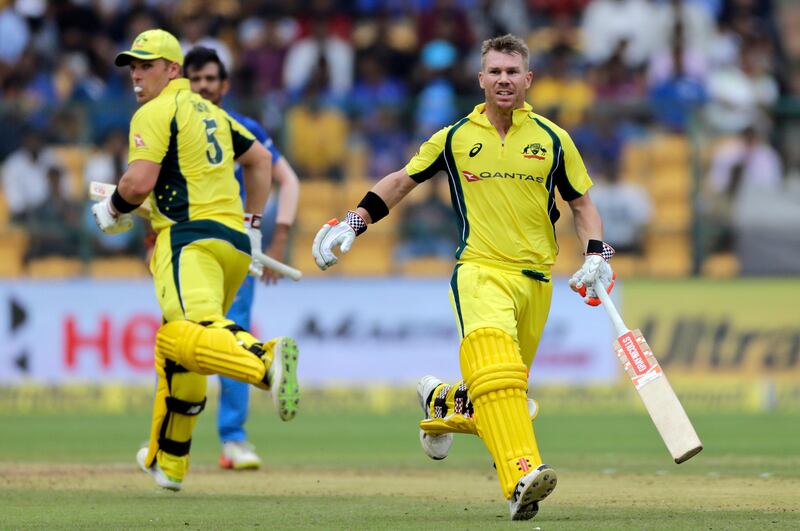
[{"x1": 268, "y1": 337, "x2": 300, "y2": 421}]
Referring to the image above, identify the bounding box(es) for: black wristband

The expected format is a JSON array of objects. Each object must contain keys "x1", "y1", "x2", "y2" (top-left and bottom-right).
[
  {"x1": 111, "y1": 188, "x2": 142, "y2": 214},
  {"x1": 586, "y1": 239, "x2": 615, "y2": 261},
  {"x1": 357, "y1": 191, "x2": 389, "y2": 223}
]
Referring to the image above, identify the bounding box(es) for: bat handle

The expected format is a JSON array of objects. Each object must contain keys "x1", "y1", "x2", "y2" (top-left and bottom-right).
[{"x1": 596, "y1": 279, "x2": 630, "y2": 337}]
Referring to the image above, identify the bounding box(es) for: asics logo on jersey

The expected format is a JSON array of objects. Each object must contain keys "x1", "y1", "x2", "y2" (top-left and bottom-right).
[
  {"x1": 469, "y1": 143, "x2": 482, "y2": 157},
  {"x1": 522, "y1": 143, "x2": 547, "y2": 160}
]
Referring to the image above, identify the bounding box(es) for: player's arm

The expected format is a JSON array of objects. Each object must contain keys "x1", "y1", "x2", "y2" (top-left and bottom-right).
[
  {"x1": 568, "y1": 192, "x2": 603, "y2": 250},
  {"x1": 237, "y1": 141, "x2": 272, "y2": 216},
  {"x1": 259, "y1": 156, "x2": 299, "y2": 283},
  {"x1": 568, "y1": 191, "x2": 616, "y2": 306}
]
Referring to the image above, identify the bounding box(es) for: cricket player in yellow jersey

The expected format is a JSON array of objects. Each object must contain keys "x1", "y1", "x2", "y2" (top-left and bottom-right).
[
  {"x1": 312, "y1": 34, "x2": 616, "y2": 521},
  {"x1": 91, "y1": 29, "x2": 300, "y2": 491}
]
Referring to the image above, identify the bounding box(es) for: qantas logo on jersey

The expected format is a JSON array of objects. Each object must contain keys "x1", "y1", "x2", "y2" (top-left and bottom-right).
[
  {"x1": 462, "y1": 170, "x2": 545, "y2": 184},
  {"x1": 522, "y1": 143, "x2": 547, "y2": 160}
]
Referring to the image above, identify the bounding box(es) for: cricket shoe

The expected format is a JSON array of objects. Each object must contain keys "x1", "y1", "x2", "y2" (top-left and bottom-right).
[
  {"x1": 219, "y1": 441, "x2": 262, "y2": 470},
  {"x1": 417, "y1": 375, "x2": 452, "y2": 460},
  {"x1": 508, "y1": 464, "x2": 557, "y2": 521},
  {"x1": 136, "y1": 447, "x2": 182, "y2": 491},
  {"x1": 267, "y1": 337, "x2": 300, "y2": 421},
  {"x1": 418, "y1": 375, "x2": 541, "y2": 461}
]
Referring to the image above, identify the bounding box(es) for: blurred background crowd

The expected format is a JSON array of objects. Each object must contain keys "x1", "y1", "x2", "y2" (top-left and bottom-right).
[{"x1": 1, "y1": 0, "x2": 799, "y2": 279}]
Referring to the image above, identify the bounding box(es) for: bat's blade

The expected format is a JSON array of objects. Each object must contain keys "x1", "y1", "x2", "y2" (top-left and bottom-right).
[
  {"x1": 613, "y1": 329, "x2": 703, "y2": 464},
  {"x1": 88, "y1": 181, "x2": 151, "y2": 219}
]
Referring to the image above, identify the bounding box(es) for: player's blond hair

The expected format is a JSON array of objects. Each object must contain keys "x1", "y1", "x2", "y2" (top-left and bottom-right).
[{"x1": 480, "y1": 34, "x2": 529, "y2": 70}]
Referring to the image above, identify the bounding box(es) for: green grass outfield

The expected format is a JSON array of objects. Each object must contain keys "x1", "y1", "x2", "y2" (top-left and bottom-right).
[{"x1": 2, "y1": 406, "x2": 799, "y2": 530}]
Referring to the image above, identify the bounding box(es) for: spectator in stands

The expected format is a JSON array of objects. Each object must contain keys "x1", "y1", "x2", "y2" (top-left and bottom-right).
[
  {"x1": 238, "y1": 17, "x2": 288, "y2": 96},
  {"x1": 1, "y1": 128, "x2": 67, "y2": 224},
  {"x1": 83, "y1": 128, "x2": 127, "y2": 186},
  {"x1": 703, "y1": 124, "x2": 783, "y2": 251},
  {"x1": 414, "y1": 39, "x2": 459, "y2": 139},
  {"x1": 363, "y1": 107, "x2": 410, "y2": 180},
  {"x1": 647, "y1": 21, "x2": 707, "y2": 132},
  {"x1": 581, "y1": 0, "x2": 659, "y2": 67},
  {"x1": 394, "y1": 180, "x2": 457, "y2": 263},
  {"x1": 589, "y1": 173, "x2": 652, "y2": 255},
  {"x1": 705, "y1": 40, "x2": 779, "y2": 134},
  {"x1": 285, "y1": 58, "x2": 348, "y2": 181},
  {"x1": 283, "y1": 18, "x2": 353, "y2": 104},
  {"x1": 25, "y1": 166, "x2": 84, "y2": 262},
  {"x1": 528, "y1": 44, "x2": 594, "y2": 129}
]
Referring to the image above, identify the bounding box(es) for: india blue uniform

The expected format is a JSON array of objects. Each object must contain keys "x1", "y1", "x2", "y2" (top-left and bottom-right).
[{"x1": 218, "y1": 110, "x2": 283, "y2": 444}]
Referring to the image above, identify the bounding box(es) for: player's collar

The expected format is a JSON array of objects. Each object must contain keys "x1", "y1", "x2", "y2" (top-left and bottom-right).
[
  {"x1": 468, "y1": 102, "x2": 533, "y2": 129},
  {"x1": 162, "y1": 78, "x2": 190, "y2": 94}
]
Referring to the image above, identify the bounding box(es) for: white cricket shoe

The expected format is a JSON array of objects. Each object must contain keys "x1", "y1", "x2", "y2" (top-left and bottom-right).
[
  {"x1": 417, "y1": 375, "x2": 541, "y2": 461},
  {"x1": 136, "y1": 447, "x2": 182, "y2": 491},
  {"x1": 267, "y1": 337, "x2": 300, "y2": 421},
  {"x1": 417, "y1": 375, "x2": 453, "y2": 460},
  {"x1": 508, "y1": 464, "x2": 557, "y2": 521},
  {"x1": 219, "y1": 441, "x2": 262, "y2": 470}
]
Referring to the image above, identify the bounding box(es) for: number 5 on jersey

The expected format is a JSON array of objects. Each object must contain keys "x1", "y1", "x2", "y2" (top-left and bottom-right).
[{"x1": 203, "y1": 117, "x2": 223, "y2": 165}]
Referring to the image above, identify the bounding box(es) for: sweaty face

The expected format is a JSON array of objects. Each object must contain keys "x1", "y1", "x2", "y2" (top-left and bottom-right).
[
  {"x1": 479, "y1": 50, "x2": 532, "y2": 112},
  {"x1": 186, "y1": 62, "x2": 226, "y2": 105},
  {"x1": 129, "y1": 59, "x2": 173, "y2": 104}
]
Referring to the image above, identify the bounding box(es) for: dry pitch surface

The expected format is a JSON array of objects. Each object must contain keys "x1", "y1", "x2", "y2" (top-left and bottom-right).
[{"x1": 1, "y1": 410, "x2": 798, "y2": 529}]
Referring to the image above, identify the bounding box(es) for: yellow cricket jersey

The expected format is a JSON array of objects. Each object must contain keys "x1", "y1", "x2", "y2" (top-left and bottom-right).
[
  {"x1": 128, "y1": 78, "x2": 255, "y2": 233},
  {"x1": 405, "y1": 102, "x2": 592, "y2": 270}
]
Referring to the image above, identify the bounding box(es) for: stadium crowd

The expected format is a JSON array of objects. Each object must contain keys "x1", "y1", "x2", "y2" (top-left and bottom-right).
[{"x1": 1, "y1": 0, "x2": 799, "y2": 276}]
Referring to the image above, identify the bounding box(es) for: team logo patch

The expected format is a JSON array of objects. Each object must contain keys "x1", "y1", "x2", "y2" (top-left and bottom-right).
[
  {"x1": 133, "y1": 133, "x2": 146, "y2": 148},
  {"x1": 522, "y1": 143, "x2": 547, "y2": 160},
  {"x1": 462, "y1": 170, "x2": 481, "y2": 182}
]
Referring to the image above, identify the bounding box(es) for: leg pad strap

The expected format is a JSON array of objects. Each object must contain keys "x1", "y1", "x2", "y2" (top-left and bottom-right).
[
  {"x1": 159, "y1": 437, "x2": 191, "y2": 457},
  {"x1": 165, "y1": 396, "x2": 206, "y2": 416}
]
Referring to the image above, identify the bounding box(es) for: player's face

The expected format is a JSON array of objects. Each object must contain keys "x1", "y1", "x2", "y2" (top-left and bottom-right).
[
  {"x1": 129, "y1": 59, "x2": 172, "y2": 104},
  {"x1": 479, "y1": 50, "x2": 532, "y2": 112},
  {"x1": 186, "y1": 62, "x2": 227, "y2": 105}
]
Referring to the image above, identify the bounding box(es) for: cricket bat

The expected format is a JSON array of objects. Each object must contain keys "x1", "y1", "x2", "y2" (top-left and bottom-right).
[
  {"x1": 89, "y1": 181, "x2": 303, "y2": 281},
  {"x1": 596, "y1": 282, "x2": 702, "y2": 464}
]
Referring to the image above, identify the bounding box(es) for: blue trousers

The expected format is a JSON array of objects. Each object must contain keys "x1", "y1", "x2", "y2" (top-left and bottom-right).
[
  {"x1": 218, "y1": 275, "x2": 254, "y2": 443},
  {"x1": 218, "y1": 197, "x2": 278, "y2": 443}
]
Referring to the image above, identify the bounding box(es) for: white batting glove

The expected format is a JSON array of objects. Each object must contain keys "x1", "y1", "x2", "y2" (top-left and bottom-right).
[
  {"x1": 311, "y1": 211, "x2": 366, "y2": 270},
  {"x1": 244, "y1": 213, "x2": 264, "y2": 277},
  {"x1": 91, "y1": 195, "x2": 133, "y2": 234},
  {"x1": 569, "y1": 240, "x2": 616, "y2": 307}
]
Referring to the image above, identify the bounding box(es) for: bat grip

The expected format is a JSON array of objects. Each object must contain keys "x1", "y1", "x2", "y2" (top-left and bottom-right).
[{"x1": 596, "y1": 280, "x2": 630, "y2": 336}]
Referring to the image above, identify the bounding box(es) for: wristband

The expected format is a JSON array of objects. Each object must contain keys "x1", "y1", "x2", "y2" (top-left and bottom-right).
[
  {"x1": 345, "y1": 210, "x2": 367, "y2": 235},
  {"x1": 244, "y1": 213, "x2": 262, "y2": 229},
  {"x1": 357, "y1": 191, "x2": 389, "y2": 223},
  {"x1": 110, "y1": 188, "x2": 142, "y2": 214},
  {"x1": 586, "y1": 239, "x2": 615, "y2": 261}
]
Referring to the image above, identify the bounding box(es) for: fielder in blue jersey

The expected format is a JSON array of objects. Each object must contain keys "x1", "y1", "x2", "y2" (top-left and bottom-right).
[{"x1": 184, "y1": 46, "x2": 300, "y2": 470}]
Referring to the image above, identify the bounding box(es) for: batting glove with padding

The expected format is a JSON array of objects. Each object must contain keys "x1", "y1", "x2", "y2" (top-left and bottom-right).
[
  {"x1": 311, "y1": 211, "x2": 366, "y2": 270},
  {"x1": 91, "y1": 195, "x2": 134, "y2": 234},
  {"x1": 569, "y1": 240, "x2": 616, "y2": 306},
  {"x1": 244, "y1": 213, "x2": 264, "y2": 277}
]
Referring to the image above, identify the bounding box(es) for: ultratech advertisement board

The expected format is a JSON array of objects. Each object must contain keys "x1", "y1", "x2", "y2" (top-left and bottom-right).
[
  {"x1": 623, "y1": 279, "x2": 800, "y2": 375},
  {"x1": 0, "y1": 278, "x2": 616, "y2": 386}
]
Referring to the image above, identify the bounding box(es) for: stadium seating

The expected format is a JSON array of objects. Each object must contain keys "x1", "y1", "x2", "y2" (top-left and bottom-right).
[
  {"x1": 26, "y1": 257, "x2": 84, "y2": 278},
  {"x1": 88, "y1": 257, "x2": 149, "y2": 278}
]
